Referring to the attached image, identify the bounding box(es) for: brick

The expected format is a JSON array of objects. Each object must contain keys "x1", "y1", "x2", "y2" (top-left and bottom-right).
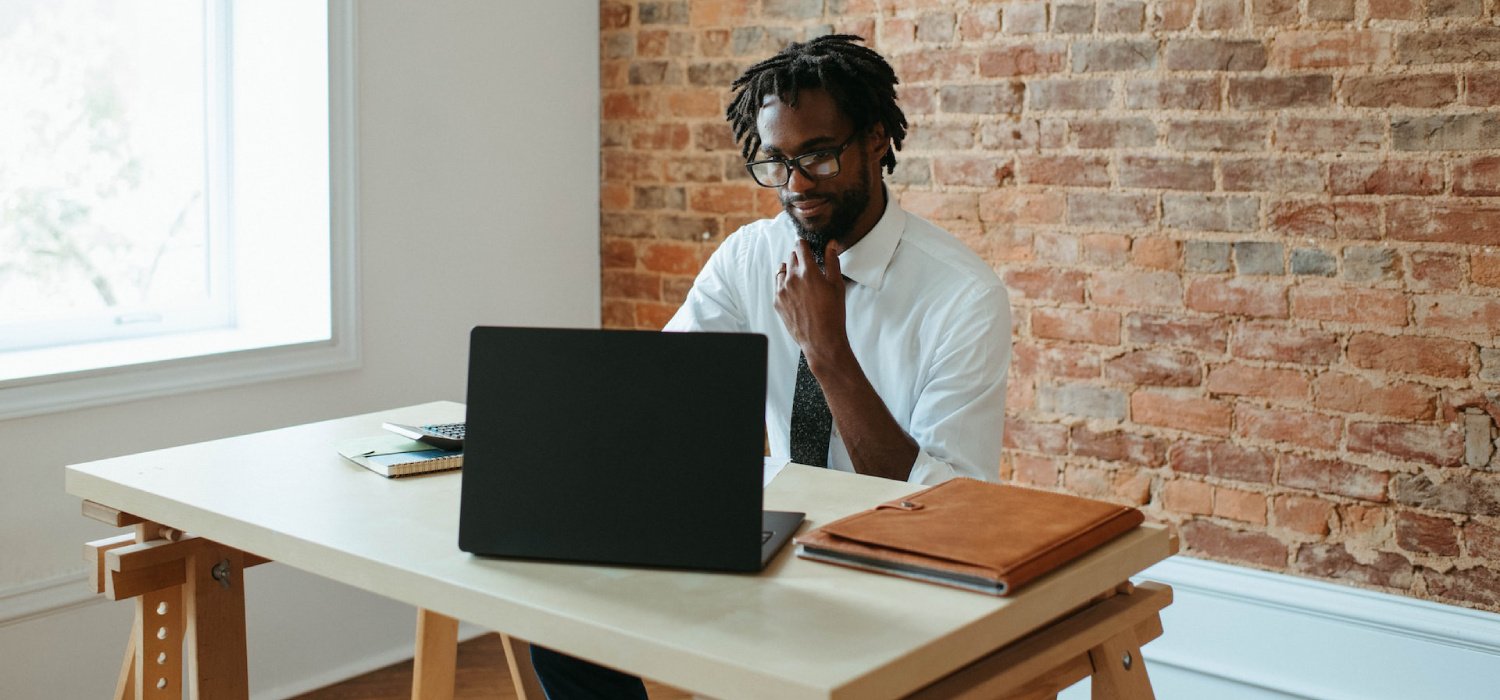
[
  {"x1": 1282, "y1": 455, "x2": 1391, "y2": 502},
  {"x1": 978, "y1": 120, "x2": 1067, "y2": 150},
  {"x1": 1125, "y1": 313, "x2": 1229, "y2": 353},
  {"x1": 978, "y1": 42, "x2": 1067, "y2": 77},
  {"x1": 1113, "y1": 467, "x2": 1154, "y2": 505},
  {"x1": 1289, "y1": 285, "x2": 1408, "y2": 327},
  {"x1": 933, "y1": 156, "x2": 1014, "y2": 187},
  {"x1": 1099, "y1": 1, "x2": 1146, "y2": 30},
  {"x1": 1067, "y1": 193, "x2": 1157, "y2": 228},
  {"x1": 1186, "y1": 278, "x2": 1288, "y2": 318},
  {"x1": 1428, "y1": 566, "x2": 1500, "y2": 608},
  {"x1": 959, "y1": 7, "x2": 1004, "y2": 41},
  {"x1": 1164, "y1": 195, "x2": 1260, "y2": 233},
  {"x1": 1131, "y1": 392, "x2": 1233, "y2": 436},
  {"x1": 1221, "y1": 159, "x2": 1325, "y2": 193},
  {"x1": 601, "y1": 2, "x2": 632, "y2": 29},
  {"x1": 602, "y1": 270, "x2": 662, "y2": 301},
  {"x1": 665, "y1": 89, "x2": 722, "y2": 119},
  {"x1": 1199, "y1": 0, "x2": 1245, "y2": 29},
  {"x1": 639, "y1": 0, "x2": 689, "y2": 25},
  {"x1": 1082, "y1": 234, "x2": 1130, "y2": 266},
  {"x1": 1273, "y1": 496, "x2": 1334, "y2": 536},
  {"x1": 1155, "y1": 0, "x2": 1195, "y2": 29},
  {"x1": 1004, "y1": 268, "x2": 1087, "y2": 303},
  {"x1": 1182, "y1": 521, "x2": 1287, "y2": 568},
  {"x1": 1206, "y1": 363, "x2": 1310, "y2": 401},
  {"x1": 628, "y1": 60, "x2": 683, "y2": 86},
  {"x1": 1270, "y1": 32, "x2": 1391, "y2": 69},
  {"x1": 1052, "y1": 4, "x2": 1095, "y2": 33},
  {"x1": 1394, "y1": 114, "x2": 1500, "y2": 152},
  {"x1": 1483, "y1": 349, "x2": 1500, "y2": 383},
  {"x1": 602, "y1": 212, "x2": 655, "y2": 238},
  {"x1": 1370, "y1": 0, "x2": 1421, "y2": 18},
  {"x1": 1012, "y1": 341, "x2": 1102, "y2": 379},
  {"x1": 1291, "y1": 248, "x2": 1337, "y2": 277},
  {"x1": 1396, "y1": 29, "x2": 1500, "y2": 65},
  {"x1": 892, "y1": 51, "x2": 977, "y2": 83},
  {"x1": 601, "y1": 238, "x2": 637, "y2": 269},
  {"x1": 602, "y1": 32, "x2": 635, "y2": 60},
  {"x1": 1072, "y1": 40, "x2": 1158, "y2": 73},
  {"x1": 1125, "y1": 78, "x2": 1219, "y2": 111},
  {"x1": 1294, "y1": 544, "x2": 1413, "y2": 589},
  {"x1": 1347, "y1": 333, "x2": 1471, "y2": 379},
  {"x1": 1166, "y1": 119, "x2": 1270, "y2": 152},
  {"x1": 1396, "y1": 511, "x2": 1460, "y2": 556},
  {"x1": 888, "y1": 157, "x2": 932, "y2": 186},
  {"x1": 1407, "y1": 252, "x2": 1465, "y2": 292},
  {"x1": 1237, "y1": 404, "x2": 1343, "y2": 451},
  {"x1": 1393, "y1": 471, "x2": 1500, "y2": 516},
  {"x1": 1388, "y1": 201, "x2": 1500, "y2": 246},
  {"x1": 760, "y1": 0, "x2": 822, "y2": 19},
  {"x1": 1454, "y1": 156, "x2": 1500, "y2": 196},
  {"x1": 1019, "y1": 155, "x2": 1110, "y2": 187},
  {"x1": 1470, "y1": 70, "x2": 1500, "y2": 106},
  {"x1": 1004, "y1": 417, "x2": 1070, "y2": 454},
  {"x1": 1010, "y1": 453, "x2": 1060, "y2": 487},
  {"x1": 939, "y1": 84, "x2": 1025, "y2": 114},
  {"x1": 1064, "y1": 464, "x2": 1113, "y2": 499},
  {"x1": 1350, "y1": 422, "x2": 1465, "y2": 467},
  {"x1": 686, "y1": 61, "x2": 743, "y2": 87},
  {"x1": 1119, "y1": 156, "x2": 1214, "y2": 191},
  {"x1": 1232, "y1": 322, "x2": 1339, "y2": 364},
  {"x1": 601, "y1": 300, "x2": 635, "y2": 329},
  {"x1": 637, "y1": 29, "x2": 694, "y2": 58},
  {"x1": 1089, "y1": 270, "x2": 1183, "y2": 309},
  {"x1": 1277, "y1": 117, "x2": 1384, "y2": 152},
  {"x1": 1464, "y1": 520, "x2": 1500, "y2": 559},
  {"x1": 1313, "y1": 374, "x2": 1437, "y2": 421},
  {"x1": 1340, "y1": 503, "x2": 1388, "y2": 537},
  {"x1": 1166, "y1": 39, "x2": 1267, "y2": 71},
  {"x1": 1343, "y1": 74, "x2": 1457, "y2": 109},
  {"x1": 1004, "y1": 2, "x2": 1049, "y2": 34},
  {"x1": 1070, "y1": 119, "x2": 1158, "y2": 149},
  {"x1": 1169, "y1": 440, "x2": 1276, "y2": 482},
  {"x1": 1250, "y1": 0, "x2": 1299, "y2": 25},
  {"x1": 1028, "y1": 79, "x2": 1115, "y2": 111},
  {"x1": 1234, "y1": 241, "x2": 1283, "y2": 275},
  {"x1": 905, "y1": 123, "x2": 976, "y2": 150},
  {"x1": 1164, "y1": 479, "x2": 1214, "y2": 515},
  {"x1": 1476, "y1": 251, "x2": 1500, "y2": 287},
  {"x1": 662, "y1": 275, "x2": 694, "y2": 303},
  {"x1": 639, "y1": 242, "x2": 702, "y2": 275},
  {"x1": 979, "y1": 190, "x2": 1065, "y2": 225},
  {"x1": 1105, "y1": 349, "x2": 1202, "y2": 386},
  {"x1": 602, "y1": 91, "x2": 656, "y2": 121},
  {"x1": 690, "y1": 121, "x2": 735, "y2": 151},
  {"x1": 1269, "y1": 200, "x2": 1381, "y2": 240},
  {"x1": 1427, "y1": 0, "x2": 1484, "y2": 16},
  {"x1": 903, "y1": 191, "x2": 980, "y2": 222},
  {"x1": 1132, "y1": 238, "x2": 1180, "y2": 270},
  {"x1": 631, "y1": 122, "x2": 690, "y2": 150},
  {"x1": 1229, "y1": 75, "x2": 1333, "y2": 110},
  {"x1": 1415, "y1": 295, "x2": 1500, "y2": 334},
  {"x1": 915, "y1": 10, "x2": 957, "y2": 42},
  {"x1": 1038, "y1": 382, "x2": 1129, "y2": 420},
  {"x1": 657, "y1": 214, "x2": 719, "y2": 240},
  {"x1": 1306, "y1": 0, "x2": 1355, "y2": 19},
  {"x1": 1072, "y1": 426, "x2": 1167, "y2": 466},
  {"x1": 1185, "y1": 241, "x2": 1230, "y2": 273},
  {"x1": 1330, "y1": 160, "x2": 1444, "y2": 196},
  {"x1": 1214, "y1": 487, "x2": 1268, "y2": 524},
  {"x1": 635, "y1": 185, "x2": 686, "y2": 210},
  {"x1": 1032, "y1": 308, "x2": 1121, "y2": 344}
]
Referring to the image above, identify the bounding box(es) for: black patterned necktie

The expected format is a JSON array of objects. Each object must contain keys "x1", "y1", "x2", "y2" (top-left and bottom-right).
[{"x1": 790, "y1": 351, "x2": 832, "y2": 467}]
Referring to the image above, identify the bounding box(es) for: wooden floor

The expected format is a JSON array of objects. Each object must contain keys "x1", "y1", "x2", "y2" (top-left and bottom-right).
[{"x1": 291, "y1": 633, "x2": 693, "y2": 699}]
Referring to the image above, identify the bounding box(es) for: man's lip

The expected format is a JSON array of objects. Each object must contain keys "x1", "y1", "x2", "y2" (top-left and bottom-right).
[{"x1": 790, "y1": 198, "x2": 829, "y2": 214}]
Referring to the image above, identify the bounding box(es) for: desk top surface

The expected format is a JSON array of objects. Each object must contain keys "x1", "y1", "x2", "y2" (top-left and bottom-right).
[{"x1": 67, "y1": 401, "x2": 1174, "y2": 700}]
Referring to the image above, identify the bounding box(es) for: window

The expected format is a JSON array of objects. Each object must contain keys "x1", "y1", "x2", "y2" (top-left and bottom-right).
[{"x1": 0, "y1": 0, "x2": 357, "y2": 419}]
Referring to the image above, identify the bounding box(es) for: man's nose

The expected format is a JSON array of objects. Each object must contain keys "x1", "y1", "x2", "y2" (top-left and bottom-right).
[{"x1": 784, "y1": 165, "x2": 816, "y2": 195}]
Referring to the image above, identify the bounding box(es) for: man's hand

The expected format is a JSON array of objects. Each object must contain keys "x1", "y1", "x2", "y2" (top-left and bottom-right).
[{"x1": 774, "y1": 239, "x2": 849, "y2": 369}]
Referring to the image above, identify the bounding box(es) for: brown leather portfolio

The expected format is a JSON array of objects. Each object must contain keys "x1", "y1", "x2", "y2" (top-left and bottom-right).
[{"x1": 794, "y1": 478, "x2": 1144, "y2": 595}]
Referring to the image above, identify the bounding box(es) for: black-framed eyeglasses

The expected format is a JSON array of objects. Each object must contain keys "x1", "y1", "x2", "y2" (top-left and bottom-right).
[{"x1": 744, "y1": 133, "x2": 859, "y2": 188}]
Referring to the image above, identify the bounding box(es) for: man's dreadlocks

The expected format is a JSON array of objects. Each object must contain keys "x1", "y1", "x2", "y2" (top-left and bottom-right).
[{"x1": 726, "y1": 34, "x2": 907, "y2": 174}]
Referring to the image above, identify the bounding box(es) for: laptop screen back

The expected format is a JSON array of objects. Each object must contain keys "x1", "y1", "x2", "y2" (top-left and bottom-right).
[{"x1": 459, "y1": 326, "x2": 768, "y2": 572}]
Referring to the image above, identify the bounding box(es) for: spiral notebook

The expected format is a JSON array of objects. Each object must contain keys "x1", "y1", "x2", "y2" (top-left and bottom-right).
[{"x1": 336, "y1": 433, "x2": 463, "y2": 478}]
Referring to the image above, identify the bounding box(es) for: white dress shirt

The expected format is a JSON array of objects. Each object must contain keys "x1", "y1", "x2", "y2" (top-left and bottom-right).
[{"x1": 665, "y1": 193, "x2": 1012, "y2": 484}]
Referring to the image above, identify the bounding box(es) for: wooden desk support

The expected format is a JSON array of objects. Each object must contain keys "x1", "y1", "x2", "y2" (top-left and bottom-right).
[{"x1": 84, "y1": 501, "x2": 267, "y2": 700}]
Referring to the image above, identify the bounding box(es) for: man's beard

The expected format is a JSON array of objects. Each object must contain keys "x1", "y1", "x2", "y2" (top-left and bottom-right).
[{"x1": 783, "y1": 168, "x2": 872, "y2": 266}]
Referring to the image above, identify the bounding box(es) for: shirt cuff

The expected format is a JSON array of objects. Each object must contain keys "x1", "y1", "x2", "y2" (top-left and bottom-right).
[{"x1": 907, "y1": 449, "x2": 960, "y2": 485}]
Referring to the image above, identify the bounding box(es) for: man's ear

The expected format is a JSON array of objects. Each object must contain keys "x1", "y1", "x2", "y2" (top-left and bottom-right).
[{"x1": 866, "y1": 123, "x2": 890, "y2": 162}]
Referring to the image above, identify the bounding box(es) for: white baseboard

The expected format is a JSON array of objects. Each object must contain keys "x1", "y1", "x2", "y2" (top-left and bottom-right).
[
  {"x1": 250, "y1": 621, "x2": 490, "y2": 700},
  {"x1": 0, "y1": 570, "x2": 98, "y2": 629}
]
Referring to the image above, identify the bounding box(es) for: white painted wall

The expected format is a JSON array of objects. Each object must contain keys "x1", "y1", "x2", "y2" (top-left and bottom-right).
[{"x1": 0, "y1": 2, "x2": 599, "y2": 698}]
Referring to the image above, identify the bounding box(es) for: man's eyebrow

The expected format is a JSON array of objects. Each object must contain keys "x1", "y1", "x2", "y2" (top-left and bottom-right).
[{"x1": 760, "y1": 135, "x2": 840, "y2": 157}]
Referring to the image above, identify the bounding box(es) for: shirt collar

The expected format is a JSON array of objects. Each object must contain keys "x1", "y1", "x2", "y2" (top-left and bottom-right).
[{"x1": 836, "y1": 189, "x2": 904, "y2": 291}]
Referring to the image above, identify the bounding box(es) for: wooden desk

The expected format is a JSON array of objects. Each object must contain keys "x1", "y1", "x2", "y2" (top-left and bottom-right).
[{"x1": 67, "y1": 401, "x2": 1175, "y2": 700}]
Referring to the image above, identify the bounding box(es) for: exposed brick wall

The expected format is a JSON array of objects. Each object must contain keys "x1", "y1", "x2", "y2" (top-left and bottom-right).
[{"x1": 598, "y1": 0, "x2": 1500, "y2": 611}]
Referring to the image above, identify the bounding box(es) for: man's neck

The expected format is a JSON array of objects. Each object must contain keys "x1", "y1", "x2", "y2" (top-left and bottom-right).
[{"x1": 837, "y1": 184, "x2": 888, "y2": 251}]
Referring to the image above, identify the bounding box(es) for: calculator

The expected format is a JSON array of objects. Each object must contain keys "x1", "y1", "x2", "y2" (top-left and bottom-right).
[{"x1": 381, "y1": 422, "x2": 465, "y2": 451}]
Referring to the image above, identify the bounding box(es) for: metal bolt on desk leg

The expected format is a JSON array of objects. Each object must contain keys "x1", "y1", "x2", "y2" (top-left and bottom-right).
[
  {"x1": 211, "y1": 560, "x2": 231, "y2": 589},
  {"x1": 1122, "y1": 651, "x2": 1133, "y2": 670}
]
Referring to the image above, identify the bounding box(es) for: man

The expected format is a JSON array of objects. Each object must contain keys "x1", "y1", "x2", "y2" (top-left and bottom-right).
[{"x1": 532, "y1": 34, "x2": 1011, "y2": 698}]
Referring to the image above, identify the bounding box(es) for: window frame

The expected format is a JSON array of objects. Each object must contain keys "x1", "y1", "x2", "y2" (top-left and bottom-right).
[{"x1": 0, "y1": 0, "x2": 359, "y2": 421}]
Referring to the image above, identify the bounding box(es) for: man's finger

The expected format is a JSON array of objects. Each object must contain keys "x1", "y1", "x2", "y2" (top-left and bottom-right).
[{"x1": 823, "y1": 240, "x2": 843, "y2": 281}]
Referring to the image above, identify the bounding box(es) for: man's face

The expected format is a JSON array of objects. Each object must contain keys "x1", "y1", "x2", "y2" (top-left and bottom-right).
[{"x1": 754, "y1": 89, "x2": 882, "y2": 260}]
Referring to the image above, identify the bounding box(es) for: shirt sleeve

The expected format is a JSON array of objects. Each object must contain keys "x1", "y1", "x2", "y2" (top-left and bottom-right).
[
  {"x1": 906, "y1": 285, "x2": 1013, "y2": 485},
  {"x1": 663, "y1": 232, "x2": 750, "y2": 333}
]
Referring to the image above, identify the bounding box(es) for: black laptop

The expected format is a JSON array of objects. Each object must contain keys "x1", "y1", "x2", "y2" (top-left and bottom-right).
[{"x1": 458, "y1": 326, "x2": 805, "y2": 572}]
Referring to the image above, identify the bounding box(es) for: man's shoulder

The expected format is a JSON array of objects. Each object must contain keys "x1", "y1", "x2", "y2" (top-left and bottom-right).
[{"x1": 894, "y1": 211, "x2": 1005, "y2": 296}]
